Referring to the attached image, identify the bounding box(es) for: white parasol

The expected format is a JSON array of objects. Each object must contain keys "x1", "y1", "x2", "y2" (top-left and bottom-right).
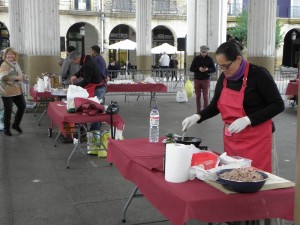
[
  {"x1": 151, "y1": 43, "x2": 177, "y2": 54},
  {"x1": 108, "y1": 39, "x2": 137, "y2": 50},
  {"x1": 108, "y1": 39, "x2": 136, "y2": 69}
]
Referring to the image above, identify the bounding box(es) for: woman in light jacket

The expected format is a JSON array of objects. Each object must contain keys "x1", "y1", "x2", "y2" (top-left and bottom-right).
[{"x1": 0, "y1": 47, "x2": 26, "y2": 136}]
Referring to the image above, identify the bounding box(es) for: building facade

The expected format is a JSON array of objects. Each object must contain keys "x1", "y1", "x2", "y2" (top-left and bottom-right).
[{"x1": 0, "y1": 0, "x2": 299, "y2": 70}]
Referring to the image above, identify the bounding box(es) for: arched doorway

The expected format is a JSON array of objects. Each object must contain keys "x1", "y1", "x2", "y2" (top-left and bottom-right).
[
  {"x1": 282, "y1": 29, "x2": 300, "y2": 67},
  {"x1": 152, "y1": 25, "x2": 175, "y2": 67},
  {"x1": 0, "y1": 22, "x2": 9, "y2": 51},
  {"x1": 108, "y1": 24, "x2": 136, "y2": 68},
  {"x1": 66, "y1": 22, "x2": 98, "y2": 56}
]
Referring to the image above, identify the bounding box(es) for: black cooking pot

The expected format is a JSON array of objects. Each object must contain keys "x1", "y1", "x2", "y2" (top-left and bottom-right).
[
  {"x1": 173, "y1": 136, "x2": 202, "y2": 148},
  {"x1": 216, "y1": 169, "x2": 268, "y2": 193}
]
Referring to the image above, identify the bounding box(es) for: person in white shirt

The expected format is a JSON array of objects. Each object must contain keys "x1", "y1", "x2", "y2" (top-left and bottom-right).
[
  {"x1": 159, "y1": 51, "x2": 170, "y2": 80},
  {"x1": 159, "y1": 51, "x2": 170, "y2": 67}
]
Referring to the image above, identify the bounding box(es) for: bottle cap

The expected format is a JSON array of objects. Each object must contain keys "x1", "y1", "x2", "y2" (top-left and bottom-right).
[{"x1": 166, "y1": 133, "x2": 173, "y2": 137}]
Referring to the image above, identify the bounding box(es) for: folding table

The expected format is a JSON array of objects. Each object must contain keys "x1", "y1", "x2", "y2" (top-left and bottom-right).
[
  {"x1": 107, "y1": 137, "x2": 294, "y2": 225},
  {"x1": 47, "y1": 102, "x2": 125, "y2": 168},
  {"x1": 107, "y1": 82, "x2": 167, "y2": 107}
]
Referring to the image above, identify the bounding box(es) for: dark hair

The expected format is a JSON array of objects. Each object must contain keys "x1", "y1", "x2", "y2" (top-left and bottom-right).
[
  {"x1": 67, "y1": 46, "x2": 76, "y2": 52},
  {"x1": 91, "y1": 45, "x2": 100, "y2": 54},
  {"x1": 216, "y1": 41, "x2": 242, "y2": 61}
]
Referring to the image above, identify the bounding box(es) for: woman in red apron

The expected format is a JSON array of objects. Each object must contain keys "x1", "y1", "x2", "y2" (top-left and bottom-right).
[{"x1": 182, "y1": 41, "x2": 284, "y2": 173}]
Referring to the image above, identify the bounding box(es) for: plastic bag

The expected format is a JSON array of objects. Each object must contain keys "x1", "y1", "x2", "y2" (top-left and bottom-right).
[
  {"x1": 176, "y1": 90, "x2": 188, "y2": 103},
  {"x1": 191, "y1": 151, "x2": 219, "y2": 170},
  {"x1": 184, "y1": 79, "x2": 194, "y2": 98},
  {"x1": 86, "y1": 130, "x2": 123, "y2": 157},
  {"x1": 66, "y1": 85, "x2": 89, "y2": 110},
  {"x1": 86, "y1": 131, "x2": 108, "y2": 158}
]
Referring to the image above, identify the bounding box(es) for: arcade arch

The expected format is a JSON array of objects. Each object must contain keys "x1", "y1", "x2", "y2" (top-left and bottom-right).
[{"x1": 65, "y1": 22, "x2": 98, "y2": 56}]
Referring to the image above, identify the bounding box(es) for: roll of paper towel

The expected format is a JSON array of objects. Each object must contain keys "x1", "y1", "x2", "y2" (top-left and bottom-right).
[
  {"x1": 165, "y1": 143, "x2": 193, "y2": 183},
  {"x1": 37, "y1": 78, "x2": 45, "y2": 92}
]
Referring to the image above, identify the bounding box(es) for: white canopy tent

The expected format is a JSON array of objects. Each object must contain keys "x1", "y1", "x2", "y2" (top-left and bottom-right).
[
  {"x1": 108, "y1": 39, "x2": 137, "y2": 50},
  {"x1": 151, "y1": 43, "x2": 177, "y2": 54},
  {"x1": 108, "y1": 39, "x2": 137, "y2": 69}
]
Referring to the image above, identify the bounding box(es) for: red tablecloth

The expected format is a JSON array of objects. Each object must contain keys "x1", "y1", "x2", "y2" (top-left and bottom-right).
[
  {"x1": 107, "y1": 83, "x2": 167, "y2": 93},
  {"x1": 29, "y1": 86, "x2": 53, "y2": 102},
  {"x1": 107, "y1": 138, "x2": 294, "y2": 225},
  {"x1": 285, "y1": 80, "x2": 298, "y2": 96},
  {"x1": 47, "y1": 102, "x2": 124, "y2": 136}
]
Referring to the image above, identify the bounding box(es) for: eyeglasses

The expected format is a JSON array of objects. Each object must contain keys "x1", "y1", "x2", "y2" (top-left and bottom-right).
[{"x1": 218, "y1": 60, "x2": 234, "y2": 70}]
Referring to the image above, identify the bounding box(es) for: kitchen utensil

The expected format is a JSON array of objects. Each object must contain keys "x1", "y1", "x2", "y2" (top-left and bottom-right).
[
  {"x1": 181, "y1": 131, "x2": 186, "y2": 141},
  {"x1": 173, "y1": 136, "x2": 202, "y2": 148}
]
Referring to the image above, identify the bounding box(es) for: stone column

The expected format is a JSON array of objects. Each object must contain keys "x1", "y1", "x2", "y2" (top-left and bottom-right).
[
  {"x1": 136, "y1": 0, "x2": 152, "y2": 72},
  {"x1": 247, "y1": 0, "x2": 276, "y2": 74},
  {"x1": 186, "y1": 0, "x2": 227, "y2": 70},
  {"x1": 9, "y1": 0, "x2": 60, "y2": 87},
  {"x1": 186, "y1": 0, "x2": 207, "y2": 71}
]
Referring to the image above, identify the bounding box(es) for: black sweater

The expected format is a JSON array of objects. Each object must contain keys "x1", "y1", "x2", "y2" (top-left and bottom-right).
[
  {"x1": 75, "y1": 55, "x2": 102, "y2": 88},
  {"x1": 199, "y1": 63, "x2": 284, "y2": 127},
  {"x1": 190, "y1": 55, "x2": 216, "y2": 80}
]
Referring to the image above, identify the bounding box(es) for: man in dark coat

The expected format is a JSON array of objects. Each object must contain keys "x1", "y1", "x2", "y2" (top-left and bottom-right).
[{"x1": 190, "y1": 45, "x2": 216, "y2": 112}]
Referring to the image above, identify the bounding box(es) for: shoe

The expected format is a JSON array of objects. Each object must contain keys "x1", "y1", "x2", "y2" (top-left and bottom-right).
[
  {"x1": 12, "y1": 125, "x2": 22, "y2": 133},
  {"x1": 4, "y1": 130, "x2": 12, "y2": 136}
]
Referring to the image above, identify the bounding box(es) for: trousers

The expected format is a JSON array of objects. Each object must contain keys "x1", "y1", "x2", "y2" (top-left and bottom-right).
[
  {"x1": 194, "y1": 79, "x2": 210, "y2": 112},
  {"x1": 90, "y1": 86, "x2": 107, "y2": 131},
  {"x1": 1, "y1": 94, "x2": 26, "y2": 130}
]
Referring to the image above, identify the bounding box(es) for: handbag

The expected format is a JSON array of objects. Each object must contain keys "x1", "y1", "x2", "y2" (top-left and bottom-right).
[
  {"x1": 74, "y1": 97, "x2": 105, "y2": 116},
  {"x1": 106, "y1": 101, "x2": 120, "y2": 114}
]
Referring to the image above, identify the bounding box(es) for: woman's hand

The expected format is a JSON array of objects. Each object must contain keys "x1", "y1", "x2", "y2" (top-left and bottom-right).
[
  {"x1": 182, "y1": 114, "x2": 201, "y2": 131},
  {"x1": 228, "y1": 116, "x2": 251, "y2": 133}
]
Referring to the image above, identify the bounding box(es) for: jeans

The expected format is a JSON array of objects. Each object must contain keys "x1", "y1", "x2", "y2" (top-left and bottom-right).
[
  {"x1": 95, "y1": 86, "x2": 106, "y2": 104},
  {"x1": 194, "y1": 79, "x2": 210, "y2": 113},
  {"x1": 90, "y1": 85, "x2": 107, "y2": 131},
  {"x1": 2, "y1": 94, "x2": 26, "y2": 130}
]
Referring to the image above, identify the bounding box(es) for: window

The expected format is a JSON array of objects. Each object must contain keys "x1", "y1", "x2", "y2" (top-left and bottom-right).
[{"x1": 74, "y1": 0, "x2": 91, "y2": 11}]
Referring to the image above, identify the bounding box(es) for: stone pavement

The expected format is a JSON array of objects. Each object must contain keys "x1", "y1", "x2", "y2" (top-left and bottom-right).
[{"x1": 0, "y1": 94, "x2": 296, "y2": 225}]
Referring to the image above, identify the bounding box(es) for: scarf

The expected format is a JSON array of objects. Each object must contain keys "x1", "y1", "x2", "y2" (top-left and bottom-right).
[{"x1": 228, "y1": 59, "x2": 246, "y2": 81}]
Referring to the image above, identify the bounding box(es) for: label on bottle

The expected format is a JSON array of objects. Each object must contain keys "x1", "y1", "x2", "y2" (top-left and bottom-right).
[{"x1": 150, "y1": 115, "x2": 159, "y2": 126}]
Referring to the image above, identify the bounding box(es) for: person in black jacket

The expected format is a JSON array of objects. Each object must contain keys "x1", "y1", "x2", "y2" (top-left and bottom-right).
[
  {"x1": 182, "y1": 41, "x2": 284, "y2": 173},
  {"x1": 70, "y1": 51, "x2": 104, "y2": 131},
  {"x1": 107, "y1": 59, "x2": 120, "y2": 79},
  {"x1": 70, "y1": 52, "x2": 102, "y2": 89},
  {"x1": 190, "y1": 45, "x2": 216, "y2": 112}
]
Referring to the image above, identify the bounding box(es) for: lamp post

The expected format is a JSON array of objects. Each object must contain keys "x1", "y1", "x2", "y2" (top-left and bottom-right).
[
  {"x1": 291, "y1": 31, "x2": 297, "y2": 67},
  {"x1": 80, "y1": 23, "x2": 85, "y2": 55}
]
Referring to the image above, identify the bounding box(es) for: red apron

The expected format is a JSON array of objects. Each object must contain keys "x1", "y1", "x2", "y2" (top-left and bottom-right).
[
  {"x1": 217, "y1": 62, "x2": 272, "y2": 172},
  {"x1": 85, "y1": 82, "x2": 104, "y2": 98}
]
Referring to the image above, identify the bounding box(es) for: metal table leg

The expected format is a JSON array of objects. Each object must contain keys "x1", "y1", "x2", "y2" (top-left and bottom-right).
[
  {"x1": 53, "y1": 131, "x2": 61, "y2": 147},
  {"x1": 34, "y1": 102, "x2": 41, "y2": 117},
  {"x1": 66, "y1": 124, "x2": 82, "y2": 169},
  {"x1": 150, "y1": 92, "x2": 157, "y2": 108},
  {"x1": 38, "y1": 108, "x2": 47, "y2": 126},
  {"x1": 122, "y1": 186, "x2": 143, "y2": 223}
]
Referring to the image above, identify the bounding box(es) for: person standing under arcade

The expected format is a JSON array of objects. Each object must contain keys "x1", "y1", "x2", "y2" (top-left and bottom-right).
[
  {"x1": 182, "y1": 41, "x2": 284, "y2": 173},
  {"x1": 190, "y1": 45, "x2": 216, "y2": 112}
]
